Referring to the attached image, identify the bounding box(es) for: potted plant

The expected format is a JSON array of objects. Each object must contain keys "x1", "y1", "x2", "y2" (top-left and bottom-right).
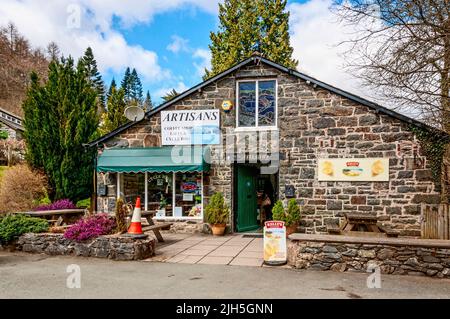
[
  {"x1": 204, "y1": 192, "x2": 229, "y2": 236},
  {"x1": 272, "y1": 199, "x2": 301, "y2": 236}
]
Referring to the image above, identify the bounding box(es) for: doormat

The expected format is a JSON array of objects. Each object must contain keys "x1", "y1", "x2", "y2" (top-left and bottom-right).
[{"x1": 242, "y1": 234, "x2": 263, "y2": 238}]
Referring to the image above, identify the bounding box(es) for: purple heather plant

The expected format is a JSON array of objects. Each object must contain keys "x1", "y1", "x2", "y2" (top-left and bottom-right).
[
  {"x1": 35, "y1": 199, "x2": 77, "y2": 211},
  {"x1": 63, "y1": 214, "x2": 115, "y2": 242}
]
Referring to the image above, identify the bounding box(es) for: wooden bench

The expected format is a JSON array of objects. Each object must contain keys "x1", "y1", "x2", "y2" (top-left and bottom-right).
[
  {"x1": 142, "y1": 223, "x2": 173, "y2": 242},
  {"x1": 126, "y1": 210, "x2": 173, "y2": 242},
  {"x1": 326, "y1": 223, "x2": 341, "y2": 235}
]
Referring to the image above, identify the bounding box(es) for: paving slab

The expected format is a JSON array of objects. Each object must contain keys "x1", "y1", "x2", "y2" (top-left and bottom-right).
[
  {"x1": 230, "y1": 257, "x2": 264, "y2": 267},
  {"x1": 197, "y1": 256, "x2": 233, "y2": 265},
  {"x1": 179, "y1": 249, "x2": 212, "y2": 256},
  {"x1": 177, "y1": 255, "x2": 204, "y2": 264},
  {"x1": 236, "y1": 250, "x2": 262, "y2": 258}
]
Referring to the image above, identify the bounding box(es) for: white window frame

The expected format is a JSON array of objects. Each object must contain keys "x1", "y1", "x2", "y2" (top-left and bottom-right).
[
  {"x1": 235, "y1": 79, "x2": 278, "y2": 131},
  {"x1": 135, "y1": 171, "x2": 203, "y2": 221}
]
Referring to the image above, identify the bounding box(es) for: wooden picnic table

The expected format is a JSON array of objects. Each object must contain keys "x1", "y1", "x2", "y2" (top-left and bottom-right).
[
  {"x1": 126, "y1": 210, "x2": 173, "y2": 243},
  {"x1": 327, "y1": 212, "x2": 399, "y2": 237},
  {"x1": 20, "y1": 209, "x2": 87, "y2": 226}
]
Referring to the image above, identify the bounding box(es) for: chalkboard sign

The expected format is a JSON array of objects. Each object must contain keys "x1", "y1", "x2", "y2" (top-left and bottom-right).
[
  {"x1": 285, "y1": 185, "x2": 295, "y2": 198},
  {"x1": 97, "y1": 183, "x2": 106, "y2": 196}
]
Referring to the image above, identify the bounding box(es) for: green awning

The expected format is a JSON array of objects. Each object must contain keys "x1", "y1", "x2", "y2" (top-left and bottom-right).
[{"x1": 97, "y1": 146, "x2": 210, "y2": 173}]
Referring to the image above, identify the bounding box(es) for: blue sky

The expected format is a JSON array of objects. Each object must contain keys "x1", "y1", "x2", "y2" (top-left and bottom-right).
[{"x1": 0, "y1": 0, "x2": 374, "y2": 107}]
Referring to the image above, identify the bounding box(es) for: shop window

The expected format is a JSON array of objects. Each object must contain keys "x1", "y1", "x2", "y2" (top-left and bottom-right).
[
  {"x1": 174, "y1": 172, "x2": 203, "y2": 218},
  {"x1": 123, "y1": 173, "x2": 145, "y2": 204},
  {"x1": 237, "y1": 80, "x2": 277, "y2": 128},
  {"x1": 147, "y1": 173, "x2": 173, "y2": 217}
]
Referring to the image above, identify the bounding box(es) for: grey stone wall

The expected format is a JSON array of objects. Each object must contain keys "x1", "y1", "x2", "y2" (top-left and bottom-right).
[
  {"x1": 15, "y1": 233, "x2": 155, "y2": 260},
  {"x1": 288, "y1": 238, "x2": 450, "y2": 278},
  {"x1": 96, "y1": 61, "x2": 440, "y2": 235}
]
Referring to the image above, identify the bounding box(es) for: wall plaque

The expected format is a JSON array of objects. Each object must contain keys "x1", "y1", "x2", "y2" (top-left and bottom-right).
[{"x1": 318, "y1": 158, "x2": 389, "y2": 182}]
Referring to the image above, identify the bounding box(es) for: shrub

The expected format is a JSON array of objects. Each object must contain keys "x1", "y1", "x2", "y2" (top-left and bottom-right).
[
  {"x1": 272, "y1": 200, "x2": 285, "y2": 221},
  {"x1": 285, "y1": 199, "x2": 301, "y2": 227},
  {"x1": 115, "y1": 197, "x2": 128, "y2": 233},
  {"x1": 205, "y1": 192, "x2": 229, "y2": 225},
  {"x1": 0, "y1": 214, "x2": 48, "y2": 244},
  {"x1": 271, "y1": 199, "x2": 301, "y2": 227},
  {"x1": 63, "y1": 214, "x2": 115, "y2": 242},
  {"x1": 0, "y1": 165, "x2": 47, "y2": 214},
  {"x1": 76, "y1": 198, "x2": 91, "y2": 208},
  {"x1": 35, "y1": 199, "x2": 77, "y2": 211}
]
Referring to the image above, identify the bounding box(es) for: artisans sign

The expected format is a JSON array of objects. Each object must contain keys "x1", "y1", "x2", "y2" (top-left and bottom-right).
[
  {"x1": 161, "y1": 109, "x2": 220, "y2": 145},
  {"x1": 318, "y1": 158, "x2": 389, "y2": 181}
]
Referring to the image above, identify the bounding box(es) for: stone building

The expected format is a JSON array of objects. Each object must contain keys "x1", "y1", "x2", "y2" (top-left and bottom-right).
[
  {"x1": 88, "y1": 54, "x2": 448, "y2": 236},
  {"x1": 0, "y1": 108, "x2": 24, "y2": 140}
]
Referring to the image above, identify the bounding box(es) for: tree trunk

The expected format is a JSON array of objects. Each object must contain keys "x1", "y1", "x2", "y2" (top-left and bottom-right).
[{"x1": 440, "y1": 20, "x2": 450, "y2": 204}]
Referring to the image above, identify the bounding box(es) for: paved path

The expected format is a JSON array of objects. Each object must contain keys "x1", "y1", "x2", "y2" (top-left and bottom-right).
[
  {"x1": 151, "y1": 233, "x2": 264, "y2": 266},
  {"x1": 1, "y1": 251, "x2": 450, "y2": 298}
]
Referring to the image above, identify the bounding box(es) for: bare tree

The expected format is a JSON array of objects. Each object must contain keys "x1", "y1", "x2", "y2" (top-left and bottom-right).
[
  {"x1": 0, "y1": 22, "x2": 49, "y2": 116},
  {"x1": 333, "y1": 0, "x2": 450, "y2": 203}
]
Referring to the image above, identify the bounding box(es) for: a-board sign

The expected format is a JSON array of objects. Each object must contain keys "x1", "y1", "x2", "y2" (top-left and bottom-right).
[{"x1": 263, "y1": 221, "x2": 287, "y2": 265}]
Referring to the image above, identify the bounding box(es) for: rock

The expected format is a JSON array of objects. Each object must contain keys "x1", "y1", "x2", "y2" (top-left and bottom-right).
[
  {"x1": 295, "y1": 260, "x2": 309, "y2": 269},
  {"x1": 351, "y1": 196, "x2": 366, "y2": 205},
  {"x1": 310, "y1": 263, "x2": 330, "y2": 271},
  {"x1": 405, "y1": 257, "x2": 421, "y2": 267},
  {"x1": 422, "y1": 255, "x2": 440, "y2": 263},
  {"x1": 359, "y1": 114, "x2": 379, "y2": 126},
  {"x1": 415, "y1": 170, "x2": 433, "y2": 181},
  {"x1": 428, "y1": 263, "x2": 444, "y2": 271},
  {"x1": 377, "y1": 248, "x2": 395, "y2": 260},
  {"x1": 398, "y1": 171, "x2": 414, "y2": 179},
  {"x1": 327, "y1": 200, "x2": 342, "y2": 210},
  {"x1": 330, "y1": 263, "x2": 347, "y2": 272},
  {"x1": 426, "y1": 269, "x2": 439, "y2": 276},
  {"x1": 300, "y1": 168, "x2": 315, "y2": 179},
  {"x1": 323, "y1": 246, "x2": 338, "y2": 253},
  {"x1": 312, "y1": 117, "x2": 336, "y2": 129},
  {"x1": 359, "y1": 250, "x2": 376, "y2": 258},
  {"x1": 342, "y1": 249, "x2": 358, "y2": 257}
]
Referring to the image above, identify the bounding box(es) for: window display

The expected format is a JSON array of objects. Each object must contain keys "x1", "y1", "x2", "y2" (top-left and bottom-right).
[
  {"x1": 174, "y1": 172, "x2": 202, "y2": 218},
  {"x1": 123, "y1": 173, "x2": 145, "y2": 204},
  {"x1": 147, "y1": 173, "x2": 173, "y2": 217}
]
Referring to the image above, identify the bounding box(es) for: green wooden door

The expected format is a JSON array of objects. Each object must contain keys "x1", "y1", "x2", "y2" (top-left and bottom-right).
[{"x1": 236, "y1": 166, "x2": 259, "y2": 232}]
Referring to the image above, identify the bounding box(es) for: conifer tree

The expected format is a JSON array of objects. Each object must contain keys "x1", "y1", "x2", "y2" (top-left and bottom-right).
[
  {"x1": 129, "y1": 68, "x2": 143, "y2": 105},
  {"x1": 82, "y1": 47, "x2": 106, "y2": 112},
  {"x1": 121, "y1": 67, "x2": 131, "y2": 98},
  {"x1": 100, "y1": 85, "x2": 127, "y2": 135},
  {"x1": 143, "y1": 90, "x2": 153, "y2": 112},
  {"x1": 204, "y1": 0, "x2": 297, "y2": 79},
  {"x1": 107, "y1": 78, "x2": 116, "y2": 100},
  {"x1": 22, "y1": 55, "x2": 99, "y2": 202}
]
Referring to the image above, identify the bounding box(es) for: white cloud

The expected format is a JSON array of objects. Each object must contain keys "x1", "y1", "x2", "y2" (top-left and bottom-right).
[
  {"x1": 0, "y1": 0, "x2": 220, "y2": 82},
  {"x1": 193, "y1": 48, "x2": 211, "y2": 77},
  {"x1": 288, "y1": 0, "x2": 375, "y2": 100},
  {"x1": 167, "y1": 35, "x2": 190, "y2": 54},
  {"x1": 154, "y1": 82, "x2": 189, "y2": 101}
]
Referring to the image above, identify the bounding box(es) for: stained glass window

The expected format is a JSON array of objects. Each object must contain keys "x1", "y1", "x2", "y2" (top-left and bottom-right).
[
  {"x1": 237, "y1": 80, "x2": 276, "y2": 128},
  {"x1": 238, "y1": 82, "x2": 256, "y2": 127},
  {"x1": 258, "y1": 80, "x2": 276, "y2": 126}
]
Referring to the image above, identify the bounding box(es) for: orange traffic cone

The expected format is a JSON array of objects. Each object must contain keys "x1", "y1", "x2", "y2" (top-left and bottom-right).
[{"x1": 127, "y1": 197, "x2": 143, "y2": 235}]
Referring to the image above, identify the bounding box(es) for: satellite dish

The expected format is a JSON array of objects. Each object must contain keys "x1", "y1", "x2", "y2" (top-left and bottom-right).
[{"x1": 124, "y1": 106, "x2": 145, "y2": 121}]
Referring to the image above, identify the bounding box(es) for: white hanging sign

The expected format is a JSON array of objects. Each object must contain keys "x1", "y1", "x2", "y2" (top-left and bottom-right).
[{"x1": 161, "y1": 109, "x2": 220, "y2": 145}]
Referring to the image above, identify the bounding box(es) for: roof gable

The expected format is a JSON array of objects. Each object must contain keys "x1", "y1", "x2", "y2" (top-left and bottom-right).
[{"x1": 88, "y1": 55, "x2": 446, "y2": 147}]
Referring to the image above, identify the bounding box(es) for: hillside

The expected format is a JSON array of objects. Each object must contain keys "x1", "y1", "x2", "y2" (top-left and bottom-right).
[{"x1": 0, "y1": 23, "x2": 49, "y2": 116}]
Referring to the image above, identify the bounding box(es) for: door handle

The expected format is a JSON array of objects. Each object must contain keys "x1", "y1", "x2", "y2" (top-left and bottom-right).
[{"x1": 247, "y1": 195, "x2": 252, "y2": 199}]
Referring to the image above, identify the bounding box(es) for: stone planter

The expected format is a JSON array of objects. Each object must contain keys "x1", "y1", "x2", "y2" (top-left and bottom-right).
[{"x1": 14, "y1": 232, "x2": 155, "y2": 260}]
